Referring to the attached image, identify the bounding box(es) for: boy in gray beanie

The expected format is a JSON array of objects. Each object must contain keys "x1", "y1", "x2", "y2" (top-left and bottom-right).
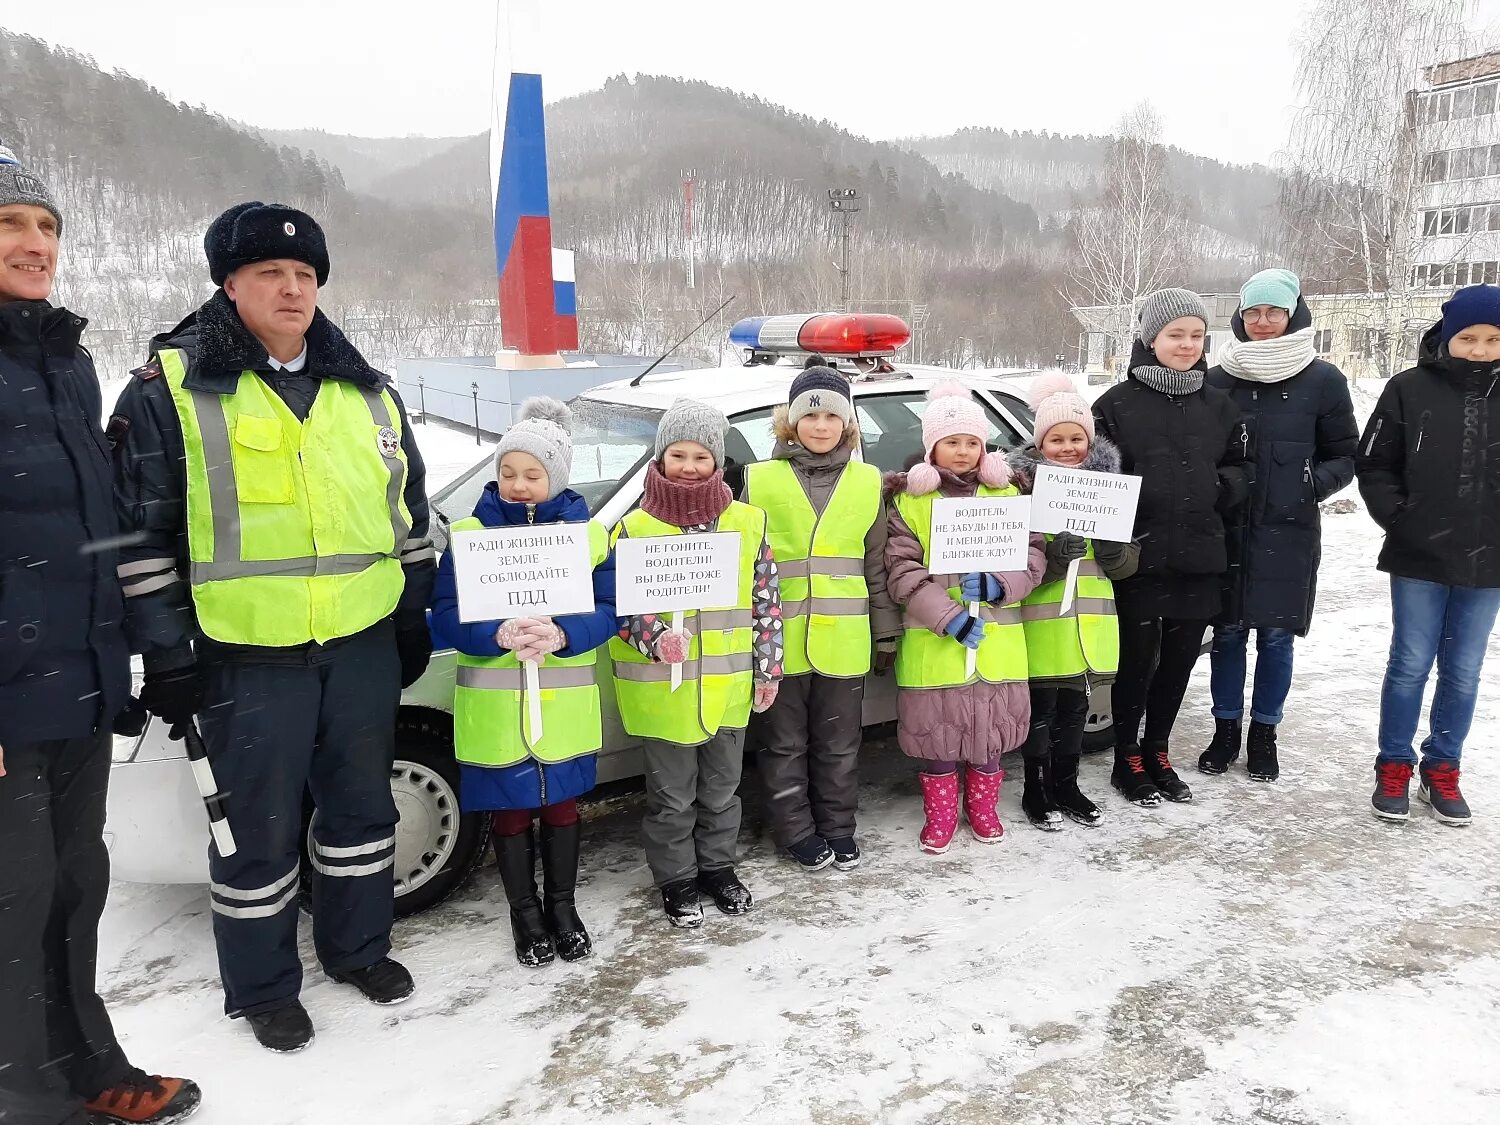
[
  {"x1": 1137, "y1": 287, "x2": 1209, "y2": 346},
  {"x1": 495, "y1": 396, "x2": 574, "y2": 499}
]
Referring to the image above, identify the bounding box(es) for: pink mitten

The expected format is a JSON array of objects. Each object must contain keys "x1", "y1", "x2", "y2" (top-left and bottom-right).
[
  {"x1": 654, "y1": 629, "x2": 691, "y2": 664},
  {"x1": 752, "y1": 682, "x2": 780, "y2": 713},
  {"x1": 496, "y1": 617, "x2": 540, "y2": 652}
]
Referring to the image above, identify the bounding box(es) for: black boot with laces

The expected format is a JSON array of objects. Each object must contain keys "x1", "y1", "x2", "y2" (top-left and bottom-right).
[
  {"x1": 1143, "y1": 741, "x2": 1192, "y2": 803},
  {"x1": 1111, "y1": 743, "x2": 1162, "y2": 807},
  {"x1": 1198, "y1": 717, "x2": 1242, "y2": 775},
  {"x1": 1245, "y1": 721, "x2": 1280, "y2": 782}
]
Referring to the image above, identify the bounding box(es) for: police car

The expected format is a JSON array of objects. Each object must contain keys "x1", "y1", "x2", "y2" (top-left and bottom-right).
[{"x1": 106, "y1": 314, "x2": 1115, "y2": 916}]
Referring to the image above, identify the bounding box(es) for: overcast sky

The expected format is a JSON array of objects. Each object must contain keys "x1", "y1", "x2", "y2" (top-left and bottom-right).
[{"x1": 7, "y1": 0, "x2": 1500, "y2": 167}]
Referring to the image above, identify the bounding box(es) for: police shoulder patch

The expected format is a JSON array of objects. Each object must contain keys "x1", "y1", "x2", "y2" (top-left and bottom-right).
[
  {"x1": 376, "y1": 425, "x2": 400, "y2": 457},
  {"x1": 131, "y1": 358, "x2": 162, "y2": 381}
]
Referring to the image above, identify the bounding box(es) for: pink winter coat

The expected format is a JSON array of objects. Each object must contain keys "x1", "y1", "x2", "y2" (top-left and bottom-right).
[{"x1": 884, "y1": 465, "x2": 1047, "y2": 766}]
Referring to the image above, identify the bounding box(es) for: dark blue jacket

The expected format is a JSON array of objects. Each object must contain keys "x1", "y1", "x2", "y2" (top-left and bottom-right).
[
  {"x1": 0, "y1": 300, "x2": 130, "y2": 743},
  {"x1": 431, "y1": 483, "x2": 618, "y2": 810},
  {"x1": 1207, "y1": 299, "x2": 1358, "y2": 634}
]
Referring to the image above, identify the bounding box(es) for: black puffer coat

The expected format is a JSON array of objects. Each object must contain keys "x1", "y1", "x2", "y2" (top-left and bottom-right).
[
  {"x1": 0, "y1": 300, "x2": 130, "y2": 743},
  {"x1": 1093, "y1": 340, "x2": 1251, "y2": 619},
  {"x1": 1207, "y1": 299, "x2": 1358, "y2": 633},
  {"x1": 1358, "y1": 323, "x2": 1500, "y2": 588}
]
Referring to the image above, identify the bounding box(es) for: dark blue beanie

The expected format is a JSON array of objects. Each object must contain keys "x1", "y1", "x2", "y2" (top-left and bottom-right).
[
  {"x1": 787, "y1": 365, "x2": 853, "y2": 425},
  {"x1": 1440, "y1": 284, "x2": 1500, "y2": 345}
]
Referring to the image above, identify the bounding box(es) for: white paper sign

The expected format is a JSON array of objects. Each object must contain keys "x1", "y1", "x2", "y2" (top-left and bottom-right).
[
  {"x1": 451, "y1": 523, "x2": 595, "y2": 624},
  {"x1": 615, "y1": 532, "x2": 742, "y2": 615},
  {"x1": 928, "y1": 496, "x2": 1031, "y2": 574},
  {"x1": 1029, "y1": 466, "x2": 1143, "y2": 543}
]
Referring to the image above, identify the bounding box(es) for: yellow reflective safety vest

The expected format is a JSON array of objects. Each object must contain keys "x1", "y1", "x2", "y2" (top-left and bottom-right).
[
  {"x1": 892, "y1": 486, "x2": 1029, "y2": 689},
  {"x1": 1020, "y1": 538, "x2": 1120, "y2": 678},
  {"x1": 159, "y1": 347, "x2": 410, "y2": 647},
  {"x1": 745, "y1": 457, "x2": 879, "y2": 678},
  {"x1": 607, "y1": 502, "x2": 764, "y2": 746},
  {"x1": 451, "y1": 517, "x2": 609, "y2": 768}
]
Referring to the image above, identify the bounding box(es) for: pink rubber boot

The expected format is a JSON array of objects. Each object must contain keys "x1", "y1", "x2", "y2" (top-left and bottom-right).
[
  {"x1": 963, "y1": 766, "x2": 1006, "y2": 843},
  {"x1": 917, "y1": 772, "x2": 961, "y2": 854}
]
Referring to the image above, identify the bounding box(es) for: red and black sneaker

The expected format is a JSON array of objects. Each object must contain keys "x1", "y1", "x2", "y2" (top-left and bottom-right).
[
  {"x1": 1371, "y1": 760, "x2": 1414, "y2": 822},
  {"x1": 86, "y1": 1069, "x2": 201, "y2": 1124},
  {"x1": 1418, "y1": 761, "x2": 1472, "y2": 827},
  {"x1": 1111, "y1": 744, "x2": 1162, "y2": 807},
  {"x1": 1142, "y1": 742, "x2": 1193, "y2": 803}
]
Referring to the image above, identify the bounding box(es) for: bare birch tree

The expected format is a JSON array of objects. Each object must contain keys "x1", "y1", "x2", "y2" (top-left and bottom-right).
[
  {"x1": 1066, "y1": 103, "x2": 1186, "y2": 374},
  {"x1": 1279, "y1": 0, "x2": 1474, "y2": 376}
]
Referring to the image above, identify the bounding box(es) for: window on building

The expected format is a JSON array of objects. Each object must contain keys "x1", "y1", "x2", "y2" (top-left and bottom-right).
[
  {"x1": 1425, "y1": 151, "x2": 1448, "y2": 183},
  {"x1": 1443, "y1": 263, "x2": 1458, "y2": 286},
  {"x1": 1485, "y1": 261, "x2": 1499, "y2": 284},
  {"x1": 1313, "y1": 328, "x2": 1333, "y2": 355},
  {"x1": 1350, "y1": 328, "x2": 1390, "y2": 361},
  {"x1": 1422, "y1": 209, "x2": 1439, "y2": 236},
  {"x1": 1453, "y1": 87, "x2": 1476, "y2": 119},
  {"x1": 1479, "y1": 83, "x2": 1498, "y2": 116}
]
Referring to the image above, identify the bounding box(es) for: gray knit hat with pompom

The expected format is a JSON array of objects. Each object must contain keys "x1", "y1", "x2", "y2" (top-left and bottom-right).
[{"x1": 496, "y1": 396, "x2": 573, "y2": 499}]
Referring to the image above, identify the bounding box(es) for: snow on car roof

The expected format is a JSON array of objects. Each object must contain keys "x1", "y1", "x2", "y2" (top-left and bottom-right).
[{"x1": 578, "y1": 362, "x2": 1037, "y2": 413}]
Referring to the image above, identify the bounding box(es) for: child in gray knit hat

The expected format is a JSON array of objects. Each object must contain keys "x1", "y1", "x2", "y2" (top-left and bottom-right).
[{"x1": 495, "y1": 396, "x2": 574, "y2": 500}]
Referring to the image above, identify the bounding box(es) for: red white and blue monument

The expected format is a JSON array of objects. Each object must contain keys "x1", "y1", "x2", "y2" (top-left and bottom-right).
[{"x1": 491, "y1": 0, "x2": 578, "y2": 365}]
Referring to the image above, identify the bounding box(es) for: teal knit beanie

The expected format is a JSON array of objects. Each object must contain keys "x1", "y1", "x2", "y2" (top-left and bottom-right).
[{"x1": 1239, "y1": 269, "x2": 1300, "y2": 313}]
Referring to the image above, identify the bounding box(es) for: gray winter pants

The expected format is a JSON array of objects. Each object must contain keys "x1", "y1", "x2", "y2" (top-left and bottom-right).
[
  {"x1": 754, "y1": 672, "x2": 863, "y2": 848},
  {"x1": 640, "y1": 728, "x2": 746, "y2": 887}
]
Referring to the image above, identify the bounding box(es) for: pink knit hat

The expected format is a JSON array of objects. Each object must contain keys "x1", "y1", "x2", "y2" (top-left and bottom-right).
[
  {"x1": 906, "y1": 381, "x2": 1010, "y2": 495},
  {"x1": 1028, "y1": 372, "x2": 1095, "y2": 447}
]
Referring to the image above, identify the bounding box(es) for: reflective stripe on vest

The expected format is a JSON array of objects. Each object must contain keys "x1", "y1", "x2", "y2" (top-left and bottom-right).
[
  {"x1": 892, "y1": 486, "x2": 1029, "y2": 688},
  {"x1": 452, "y1": 517, "x2": 609, "y2": 768},
  {"x1": 746, "y1": 458, "x2": 879, "y2": 678},
  {"x1": 606, "y1": 503, "x2": 764, "y2": 746},
  {"x1": 159, "y1": 347, "x2": 409, "y2": 646},
  {"x1": 1020, "y1": 543, "x2": 1120, "y2": 678}
]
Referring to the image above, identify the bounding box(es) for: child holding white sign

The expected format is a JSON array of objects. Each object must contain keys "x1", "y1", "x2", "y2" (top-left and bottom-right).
[
  {"x1": 1008, "y1": 374, "x2": 1139, "y2": 830},
  {"x1": 430, "y1": 398, "x2": 619, "y2": 968},
  {"x1": 884, "y1": 383, "x2": 1046, "y2": 854},
  {"x1": 608, "y1": 399, "x2": 784, "y2": 928}
]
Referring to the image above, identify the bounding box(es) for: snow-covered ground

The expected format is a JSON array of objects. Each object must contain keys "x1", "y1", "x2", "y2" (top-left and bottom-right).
[{"x1": 97, "y1": 495, "x2": 1500, "y2": 1124}]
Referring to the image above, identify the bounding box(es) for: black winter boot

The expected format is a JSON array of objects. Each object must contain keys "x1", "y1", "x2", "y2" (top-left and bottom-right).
[
  {"x1": 1198, "y1": 718, "x2": 1242, "y2": 775},
  {"x1": 494, "y1": 827, "x2": 555, "y2": 967},
  {"x1": 1111, "y1": 743, "x2": 1162, "y2": 807},
  {"x1": 244, "y1": 1001, "x2": 314, "y2": 1054},
  {"x1": 1245, "y1": 721, "x2": 1280, "y2": 782},
  {"x1": 697, "y1": 867, "x2": 754, "y2": 915},
  {"x1": 1021, "y1": 757, "x2": 1064, "y2": 831},
  {"x1": 1142, "y1": 741, "x2": 1192, "y2": 802},
  {"x1": 661, "y1": 877, "x2": 704, "y2": 928},
  {"x1": 1051, "y1": 753, "x2": 1102, "y2": 826},
  {"x1": 539, "y1": 820, "x2": 592, "y2": 961}
]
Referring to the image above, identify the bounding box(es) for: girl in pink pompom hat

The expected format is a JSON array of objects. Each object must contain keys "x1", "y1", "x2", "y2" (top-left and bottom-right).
[{"x1": 883, "y1": 382, "x2": 1047, "y2": 854}]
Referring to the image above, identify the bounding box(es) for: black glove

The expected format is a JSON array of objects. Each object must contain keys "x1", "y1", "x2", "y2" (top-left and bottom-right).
[
  {"x1": 873, "y1": 643, "x2": 897, "y2": 676},
  {"x1": 1045, "y1": 531, "x2": 1089, "y2": 567},
  {"x1": 1092, "y1": 538, "x2": 1129, "y2": 567},
  {"x1": 139, "y1": 665, "x2": 205, "y2": 740},
  {"x1": 396, "y1": 611, "x2": 433, "y2": 689}
]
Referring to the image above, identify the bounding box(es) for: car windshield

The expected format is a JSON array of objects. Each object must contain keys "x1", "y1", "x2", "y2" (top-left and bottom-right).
[{"x1": 429, "y1": 396, "x2": 662, "y2": 536}]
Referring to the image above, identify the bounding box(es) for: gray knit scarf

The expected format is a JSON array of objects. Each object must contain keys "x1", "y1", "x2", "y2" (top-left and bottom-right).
[{"x1": 1133, "y1": 365, "x2": 1205, "y2": 396}]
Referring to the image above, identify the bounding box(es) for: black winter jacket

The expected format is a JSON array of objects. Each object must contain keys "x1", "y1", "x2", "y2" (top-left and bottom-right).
[
  {"x1": 0, "y1": 300, "x2": 130, "y2": 742},
  {"x1": 1093, "y1": 342, "x2": 1251, "y2": 590},
  {"x1": 110, "y1": 290, "x2": 436, "y2": 671},
  {"x1": 1357, "y1": 323, "x2": 1500, "y2": 589},
  {"x1": 1207, "y1": 299, "x2": 1359, "y2": 633}
]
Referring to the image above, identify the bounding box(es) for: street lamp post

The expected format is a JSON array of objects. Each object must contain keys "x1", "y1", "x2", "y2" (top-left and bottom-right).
[
  {"x1": 471, "y1": 382, "x2": 481, "y2": 445},
  {"x1": 828, "y1": 188, "x2": 861, "y2": 314},
  {"x1": 416, "y1": 375, "x2": 426, "y2": 424}
]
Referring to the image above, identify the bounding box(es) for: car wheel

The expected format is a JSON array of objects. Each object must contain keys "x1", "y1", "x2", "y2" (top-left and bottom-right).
[
  {"x1": 1082, "y1": 686, "x2": 1114, "y2": 754},
  {"x1": 300, "y1": 714, "x2": 489, "y2": 918}
]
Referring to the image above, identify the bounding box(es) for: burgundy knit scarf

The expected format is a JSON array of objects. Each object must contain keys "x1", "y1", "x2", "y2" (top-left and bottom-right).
[{"x1": 640, "y1": 461, "x2": 732, "y2": 527}]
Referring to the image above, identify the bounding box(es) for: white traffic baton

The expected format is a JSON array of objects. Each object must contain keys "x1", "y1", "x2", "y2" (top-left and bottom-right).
[{"x1": 182, "y1": 720, "x2": 238, "y2": 858}]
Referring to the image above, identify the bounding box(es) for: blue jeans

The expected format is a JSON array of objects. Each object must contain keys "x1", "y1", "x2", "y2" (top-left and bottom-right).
[
  {"x1": 1210, "y1": 625, "x2": 1295, "y2": 725},
  {"x1": 1377, "y1": 577, "x2": 1500, "y2": 766}
]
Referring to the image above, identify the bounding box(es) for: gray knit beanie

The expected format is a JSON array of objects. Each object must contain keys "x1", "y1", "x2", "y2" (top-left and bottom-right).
[
  {"x1": 495, "y1": 396, "x2": 573, "y2": 500},
  {"x1": 1137, "y1": 288, "x2": 1209, "y2": 345},
  {"x1": 655, "y1": 398, "x2": 728, "y2": 468},
  {"x1": 0, "y1": 146, "x2": 62, "y2": 238}
]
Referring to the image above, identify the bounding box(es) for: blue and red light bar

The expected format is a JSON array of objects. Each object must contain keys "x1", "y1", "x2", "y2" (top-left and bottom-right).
[{"x1": 729, "y1": 313, "x2": 912, "y2": 358}]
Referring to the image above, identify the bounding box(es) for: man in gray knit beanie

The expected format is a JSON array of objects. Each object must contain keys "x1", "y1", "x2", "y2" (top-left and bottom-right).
[
  {"x1": 654, "y1": 398, "x2": 728, "y2": 468},
  {"x1": 0, "y1": 145, "x2": 63, "y2": 238},
  {"x1": 1137, "y1": 288, "x2": 1208, "y2": 346}
]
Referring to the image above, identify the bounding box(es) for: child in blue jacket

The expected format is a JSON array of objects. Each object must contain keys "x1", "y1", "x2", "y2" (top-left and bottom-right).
[{"x1": 431, "y1": 397, "x2": 618, "y2": 967}]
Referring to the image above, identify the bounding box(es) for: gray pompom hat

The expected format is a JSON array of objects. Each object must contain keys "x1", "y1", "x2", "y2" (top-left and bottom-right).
[{"x1": 495, "y1": 396, "x2": 574, "y2": 499}]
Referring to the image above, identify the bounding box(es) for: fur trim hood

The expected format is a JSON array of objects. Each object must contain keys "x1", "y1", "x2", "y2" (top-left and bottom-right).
[
  {"x1": 771, "y1": 404, "x2": 860, "y2": 451},
  {"x1": 1006, "y1": 435, "x2": 1122, "y2": 492}
]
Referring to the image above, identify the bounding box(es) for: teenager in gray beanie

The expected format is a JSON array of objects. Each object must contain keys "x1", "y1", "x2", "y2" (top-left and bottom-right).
[{"x1": 1091, "y1": 286, "x2": 1249, "y2": 809}]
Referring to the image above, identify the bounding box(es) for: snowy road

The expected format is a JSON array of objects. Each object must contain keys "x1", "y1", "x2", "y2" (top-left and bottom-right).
[{"x1": 98, "y1": 505, "x2": 1500, "y2": 1125}]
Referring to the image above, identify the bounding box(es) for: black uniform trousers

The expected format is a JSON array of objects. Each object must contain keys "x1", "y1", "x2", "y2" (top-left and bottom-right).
[
  {"x1": 198, "y1": 619, "x2": 401, "y2": 1017},
  {"x1": 0, "y1": 729, "x2": 130, "y2": 1125}
]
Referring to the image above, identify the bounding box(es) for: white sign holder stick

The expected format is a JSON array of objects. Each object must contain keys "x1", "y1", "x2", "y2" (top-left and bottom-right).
[
  {"x1": 524, "y1": 658, "x2": 543, "y2": 741},
  {"x1": 966, "y1": 599, "x2": 980, "y2": 679},
  {"x1": 670, "y1": 611, "x2": 683, "y2": 692},
  {"x1": 1059, "y1": 557, "x2": 1082, "y2": 617}
]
